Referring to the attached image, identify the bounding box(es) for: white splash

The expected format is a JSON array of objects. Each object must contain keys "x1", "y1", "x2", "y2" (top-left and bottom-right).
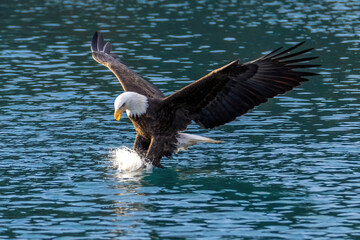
[{"x1": 111, "y1": 146, "x2": 152, "y2": 172}]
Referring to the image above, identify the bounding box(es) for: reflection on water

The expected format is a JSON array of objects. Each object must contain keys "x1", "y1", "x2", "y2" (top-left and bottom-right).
[{"x1": 0, "y1": 0, "x2": 360, "y2": 239}]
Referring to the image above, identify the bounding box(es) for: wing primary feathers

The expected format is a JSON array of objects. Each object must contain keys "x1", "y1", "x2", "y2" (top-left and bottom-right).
[
  {"x1": 97, "y1": 32, "x2": 104, "y2": 52},
  {"x1": 288, "y1": 64, "x2": 321, "y2": 68},
  {"x1": 260, "y1": 46, "x2": 283, "y2": 59},
  {"x1": 275, "y1": 48, "x2": 314, "y2": 61},
  {"x1": 161, "y1": 41, "x2": 319, "y2": 130},
  {"x1": 282, "y1": 56, "x2": 319, "y2": 64},
  {"x1": 91, "y1": 31, "x2": 111, "y2": 54},
  {"x1": 293, "y1": 71, "x2": 319, "y2": 76},
  {"x1": 91, "y1": 31, "x2": 98, "y2": 52},
  {"x1": 91, "y1": 31, "x2": 165, "y2": 98},
  {"x1": 103, "y1": 42, "x2": 112, "y2": 54},
  {"x1": 267, "y1": 41, "x2": 305, "y2": 59},
  {"x1": 246, "y1": 47, "x2": 283, "y2": 64}
]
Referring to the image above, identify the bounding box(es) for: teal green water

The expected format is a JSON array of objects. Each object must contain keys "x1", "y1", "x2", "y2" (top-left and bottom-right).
[{"x1": 1, "y1": 0, "x2": 360, "y2": 239}]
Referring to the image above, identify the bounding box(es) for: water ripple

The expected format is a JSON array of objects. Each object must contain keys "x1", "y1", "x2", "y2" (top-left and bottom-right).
[{"x1": 0, "y1": 0, "x2": 360, "y2": 239}]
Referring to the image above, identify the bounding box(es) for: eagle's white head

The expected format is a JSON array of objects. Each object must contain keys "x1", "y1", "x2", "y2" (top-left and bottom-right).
[{"x1": 114, "y1": 92, "x2": 148, "y2": 121}]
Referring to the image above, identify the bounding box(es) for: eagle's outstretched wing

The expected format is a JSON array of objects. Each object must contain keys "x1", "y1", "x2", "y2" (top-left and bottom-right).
[
  {"x1": 91, "y1": 32, "x2": 164, "y2": 98},
  {"x1": 163, "y1": 42, "x2": 319, "y2": 129}
]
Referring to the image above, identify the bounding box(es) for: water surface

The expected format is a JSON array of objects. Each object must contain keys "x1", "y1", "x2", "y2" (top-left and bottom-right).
[{"x1": 1, "y1": 0, "x2": 360, "y2": 239}]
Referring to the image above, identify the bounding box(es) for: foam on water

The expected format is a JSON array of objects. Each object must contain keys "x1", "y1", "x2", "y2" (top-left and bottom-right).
[{"x1": 111, "y1": 146, "x2": 152, "y2": 172}]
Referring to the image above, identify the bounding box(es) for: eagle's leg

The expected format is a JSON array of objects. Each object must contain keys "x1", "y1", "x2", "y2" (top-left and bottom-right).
[
  {"x1": 133, "y1": 134, "x2": 150, "y2": 159},
  {"x1": 145, "y1": 137, "x2": 165, "y2": 168}
]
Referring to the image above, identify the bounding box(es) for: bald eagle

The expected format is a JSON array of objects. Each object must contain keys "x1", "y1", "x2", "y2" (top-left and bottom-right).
[{"x1": 91, "y1": 32, "x2": 319, "y2": 168}]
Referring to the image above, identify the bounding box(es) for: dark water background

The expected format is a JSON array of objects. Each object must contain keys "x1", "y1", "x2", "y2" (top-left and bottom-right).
[{"x1": 1, "y1": 0, "x2": 359, "y2": 239}]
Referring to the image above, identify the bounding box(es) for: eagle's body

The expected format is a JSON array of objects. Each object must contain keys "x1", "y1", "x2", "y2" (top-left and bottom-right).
[
  {"x1": 91, "y1": 32, "x2": 319, "y2": 168},
  {"x1": 129, "y1": 98, "x2": 179, "y2": 163}
]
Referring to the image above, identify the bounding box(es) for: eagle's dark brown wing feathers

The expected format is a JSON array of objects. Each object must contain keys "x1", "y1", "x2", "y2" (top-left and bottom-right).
[
  {"x1": 97, "y1": 32, "x2": 104, "y2": 51},
  {"x1": 282, "y1": 56, "x2": 318, "y2": 64},
  {"x1": 163, "y1": 42, "x2": 319, "y2": 129},
  {"x1": 91, "y1": 32, "x2": 165, "y2": 98}
]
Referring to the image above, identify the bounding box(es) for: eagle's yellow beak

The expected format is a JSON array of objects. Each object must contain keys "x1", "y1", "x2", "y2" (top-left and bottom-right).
[{"x1": 114, "y1": 107, "x2": 126, "y2": 121}]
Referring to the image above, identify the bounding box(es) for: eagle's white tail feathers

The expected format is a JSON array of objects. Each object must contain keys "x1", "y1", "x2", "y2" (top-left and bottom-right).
[{"x1": 176, "y1": 133, "x2": 222, "y2": 153}]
